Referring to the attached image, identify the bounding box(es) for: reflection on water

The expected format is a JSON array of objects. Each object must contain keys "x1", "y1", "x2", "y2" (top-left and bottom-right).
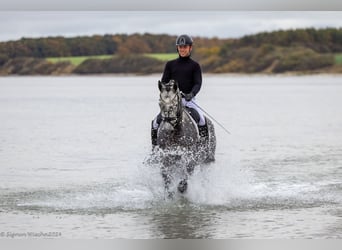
[{"x1": 149, "y1": 202, "x2": 214, "y2": 238}]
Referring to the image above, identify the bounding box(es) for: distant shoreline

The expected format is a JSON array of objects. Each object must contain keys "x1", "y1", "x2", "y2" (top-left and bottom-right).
[{"x1": 1, "y1": 72, "x2": 341, "y2": 78}]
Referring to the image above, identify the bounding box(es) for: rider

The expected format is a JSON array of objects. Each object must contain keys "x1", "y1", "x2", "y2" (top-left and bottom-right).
[{"x1": 151, "y1": 34, "x2": 208, "y2": 146}]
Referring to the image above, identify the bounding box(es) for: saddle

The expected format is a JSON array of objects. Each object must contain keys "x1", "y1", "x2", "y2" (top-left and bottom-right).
[
  {"x1": 185, "y1": 108, "x2": 208, "y2": 138},
  {"x1": 185, "y1": 107, "x2": 200, "y2": 124}
]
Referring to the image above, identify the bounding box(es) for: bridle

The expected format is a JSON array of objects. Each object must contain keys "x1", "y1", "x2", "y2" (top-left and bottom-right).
[{"x1": 159, "y1": 86, "x2": 183, "y2": 127}]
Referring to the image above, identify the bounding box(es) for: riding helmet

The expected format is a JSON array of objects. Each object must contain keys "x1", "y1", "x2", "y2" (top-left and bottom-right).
[{"x1": 175, "y1": 34, "x2": 193, "y2": 46}]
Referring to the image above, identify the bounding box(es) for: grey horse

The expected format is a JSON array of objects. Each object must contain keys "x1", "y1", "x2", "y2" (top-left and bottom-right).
[{"x1": 151, "y1": 80, "x2": 216, "y2": 197}]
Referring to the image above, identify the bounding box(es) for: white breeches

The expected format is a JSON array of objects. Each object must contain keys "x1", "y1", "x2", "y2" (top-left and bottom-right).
[{"x1": 182, "y1": 97, "x2": 206, "y2": 126}]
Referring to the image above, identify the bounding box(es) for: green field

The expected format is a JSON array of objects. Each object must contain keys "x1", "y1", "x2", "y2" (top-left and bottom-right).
[
  {"x1": 47, "y1": 55, "x2": 114, "y2": 66},
  {"x1": 47, "y1": 53, "x2": 178, "y2": 66},
  {"x1": 335, "y1": 53, "x2": 342, "y2": 64},
  {"x1": 144, "y1": 53, "x2": 178, "y2": 61}
]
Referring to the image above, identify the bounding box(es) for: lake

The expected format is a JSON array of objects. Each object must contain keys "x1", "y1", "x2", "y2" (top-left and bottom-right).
[{"x1": 0, "y1": 74, "x2": 341, "y2": 238}]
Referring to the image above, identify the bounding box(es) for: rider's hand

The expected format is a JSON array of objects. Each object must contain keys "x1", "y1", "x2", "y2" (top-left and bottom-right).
[{"x1": 184, "y1": 92, "x2": 194, "y2": 101}]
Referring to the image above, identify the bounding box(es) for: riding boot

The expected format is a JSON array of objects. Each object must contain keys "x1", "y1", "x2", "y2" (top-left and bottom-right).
[
  {"x1": 198, "y1": 123, "x2": 208, "y2": 138},
  {"x1": 151, "y1": 121, "x2": 158, "y2": 146}
]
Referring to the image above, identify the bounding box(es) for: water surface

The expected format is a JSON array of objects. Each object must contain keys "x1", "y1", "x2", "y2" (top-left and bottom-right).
[{"x1": 0, "y1": 75, "x2": 341, "y2": 238}]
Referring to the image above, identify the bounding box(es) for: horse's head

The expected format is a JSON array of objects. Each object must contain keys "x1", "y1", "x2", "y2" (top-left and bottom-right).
[{"x1": 158, "y1": 80, "x2": 182, "y2": 127}]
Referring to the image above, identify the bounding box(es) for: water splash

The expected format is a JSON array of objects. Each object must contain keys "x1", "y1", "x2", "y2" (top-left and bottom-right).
[{"x1": 2, "y1": 149, "x2": 339, "y2": 215}]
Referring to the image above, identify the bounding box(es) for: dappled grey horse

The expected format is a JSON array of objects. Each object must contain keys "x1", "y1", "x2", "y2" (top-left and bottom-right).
[{"x1": 152, "y1": 80, "x2": 216, "y2": 196}]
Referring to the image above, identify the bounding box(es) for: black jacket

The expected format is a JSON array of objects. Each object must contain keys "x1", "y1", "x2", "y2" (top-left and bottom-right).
[{"x1": 161, "y1": 56, "x2": 202, "y2": 96}]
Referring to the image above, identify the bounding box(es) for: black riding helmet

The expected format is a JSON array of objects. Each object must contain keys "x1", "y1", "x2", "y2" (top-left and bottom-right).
[{"x1": 175, "y1": 34, "x2": 193, "y2": 46}]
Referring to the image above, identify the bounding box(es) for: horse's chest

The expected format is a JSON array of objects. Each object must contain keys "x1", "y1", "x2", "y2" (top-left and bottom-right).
[{"x1": 158, "y1": 129, "x2": 196, "y2": 148}]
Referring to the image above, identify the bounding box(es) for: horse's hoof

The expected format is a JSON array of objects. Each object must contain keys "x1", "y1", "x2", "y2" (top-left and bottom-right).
[{"x1": 177, "y1": 180, "x2": 188, "y2": 193}]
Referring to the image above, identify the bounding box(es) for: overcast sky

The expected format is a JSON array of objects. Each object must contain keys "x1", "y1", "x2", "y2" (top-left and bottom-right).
[{"x1": 0, "y1": 11, "x2": 341, "y2": 42}]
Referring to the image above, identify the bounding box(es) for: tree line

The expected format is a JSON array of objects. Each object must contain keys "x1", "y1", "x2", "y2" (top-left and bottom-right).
[
  {"x1": 235, "y1": 28, "x2": 342, "y2": 52},
  {"x1": 0, "y1": 28, "x2": 341, "y2": 75},
  {"x1": 0, "y1": 33, "x2": 227, "y2": 58}
]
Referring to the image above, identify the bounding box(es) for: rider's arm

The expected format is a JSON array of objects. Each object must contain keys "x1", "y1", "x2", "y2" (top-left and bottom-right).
[
  {"x1": 191, "y1": 62, "x2": 202, "y2": 96},
  {"x1": 161, "y1": 61, "x2": 172, "y2": 83}
]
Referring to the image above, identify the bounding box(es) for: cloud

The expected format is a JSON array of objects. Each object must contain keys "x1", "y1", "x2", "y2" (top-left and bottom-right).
[{"x1": 0, "y1": 11, "x2": 341, "y2": 42}]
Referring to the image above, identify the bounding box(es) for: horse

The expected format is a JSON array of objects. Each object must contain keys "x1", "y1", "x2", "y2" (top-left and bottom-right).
[{"x1": 151, "y1": 79, "x2": 216, "y2": 197}]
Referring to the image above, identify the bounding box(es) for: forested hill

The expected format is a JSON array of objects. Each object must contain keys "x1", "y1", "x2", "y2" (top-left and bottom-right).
[
  {"x1": 0, "y1": 34, "x2": 228, "y2": 58},
  {"x1": 232, "y1": 28, "x2": 342, "y2": 52},
  {"x1": 0, "y1": 28, "x2": 341, "y2": 75}
]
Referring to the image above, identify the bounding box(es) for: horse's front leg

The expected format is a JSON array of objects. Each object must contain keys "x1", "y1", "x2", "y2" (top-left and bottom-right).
[
  {"x1": 177, "y1": 177, "x2": 188, "y2": 193},
  {"x1": 161, "y1": 165, "x2": 174, "y2": 198}
]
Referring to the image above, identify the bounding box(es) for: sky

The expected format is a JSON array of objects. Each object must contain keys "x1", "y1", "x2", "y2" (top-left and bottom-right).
[{"x1": 0, "y1": 11, "x2": 342, "y2": 42}]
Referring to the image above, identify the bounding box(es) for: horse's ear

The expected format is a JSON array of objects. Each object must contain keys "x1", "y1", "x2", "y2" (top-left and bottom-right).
[
  {"x1": 158, "y1": 80, "x2": 162, "y2": 91},
  {"x1": 171, "y1": 79, "x2": 178, "y2": 91}
]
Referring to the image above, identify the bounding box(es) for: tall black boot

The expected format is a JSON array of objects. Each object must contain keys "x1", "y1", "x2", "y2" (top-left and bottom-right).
[
  {"x1": 151, "y1": 121, "x2": 158, "y2": 146},
  {"x1": 198, "y1": 123, "x2": 208, "y2": 138}
]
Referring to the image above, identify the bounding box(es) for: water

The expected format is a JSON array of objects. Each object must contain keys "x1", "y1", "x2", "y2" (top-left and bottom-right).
[{"x1": 0, "y1": 74, "x2": 342, "y2": 238}]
